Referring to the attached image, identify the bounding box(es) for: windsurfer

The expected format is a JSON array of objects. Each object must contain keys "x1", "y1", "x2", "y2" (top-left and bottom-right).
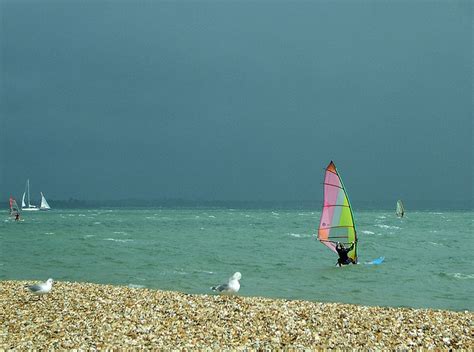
[
  {"x1": 335, "y1": 242, "x2": 355, "y2": 267},
  {"x1": 15, "y1": 213, "x2": 20, "y2": 221}
]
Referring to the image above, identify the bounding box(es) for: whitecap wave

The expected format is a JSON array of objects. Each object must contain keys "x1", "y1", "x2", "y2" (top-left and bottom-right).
[
  {"x1": 104, "y1": 238, "x2": 133, "y2": 243},
  {"x1": 361, "y1": 230, "x2": 375, "y2": 235},
  {"x1": 194, "y1": 270, "x2": 214, "y2": 274},
  {"x1": 128, "y1": 284, "x2": 146, "y2": 289},
  {"x1": 450, "y1": 273, "x2": 474, "y2": 280},
  {"x1": 375, "y1": 224, "x2": 400, "y2": 230},
  {"x1": 288, "y1": 233, "x2": 307, "y2": 238}
]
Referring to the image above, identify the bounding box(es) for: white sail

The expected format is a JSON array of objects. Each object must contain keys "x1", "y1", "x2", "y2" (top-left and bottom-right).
[
  {"x1": 396, "y1": 200, "x2": 405, "y2": 218},
  {"x1": 21, "y1": 192, "x2": 26, "y2": 208},
  {"x1": 40, "y1": 192, "x2": 51, "y2": 210}
]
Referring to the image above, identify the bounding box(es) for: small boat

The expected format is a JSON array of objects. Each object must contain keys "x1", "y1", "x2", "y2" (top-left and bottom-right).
[
  {"x1": 396, "y1": 200, "x2": 405, "y2": 218},
  {"x1": 21, "y1": 179, "x2": 39, "y2": 211},
  {"x1": 40, "y1": 192, "x2": 51, "y2": 211},
  {"x1": 317, "y1": 161, "x2": 358, "y2": 265}
]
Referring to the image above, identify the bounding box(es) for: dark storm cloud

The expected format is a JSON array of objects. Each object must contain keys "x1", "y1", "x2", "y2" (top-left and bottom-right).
[{"x1": 1, "y1": 0, "x2": 472, "y2": 206}]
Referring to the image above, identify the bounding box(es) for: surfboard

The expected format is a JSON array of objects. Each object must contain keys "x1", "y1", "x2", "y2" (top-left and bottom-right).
[{"x1": 364, "y1": 256, "x2": 385, "y2": 265}]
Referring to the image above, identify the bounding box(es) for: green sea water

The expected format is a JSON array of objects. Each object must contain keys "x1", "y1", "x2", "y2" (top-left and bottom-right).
[{"x1": 1, "y1": 208, "x2": 472, "y2": 311}]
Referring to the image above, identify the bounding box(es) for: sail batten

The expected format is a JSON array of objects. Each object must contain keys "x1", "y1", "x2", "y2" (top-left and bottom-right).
[
  {"x1": 317, "y1": 161, "x2": 358, "y2": 262},
  {"x1": 322, "y1": 183, "x2": 345, "y2": 190}
]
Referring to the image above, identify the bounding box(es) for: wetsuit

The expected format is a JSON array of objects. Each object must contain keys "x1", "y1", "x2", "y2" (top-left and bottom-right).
[{"x1": 336, "y1": 243, "x2": 355, "y2": 266}]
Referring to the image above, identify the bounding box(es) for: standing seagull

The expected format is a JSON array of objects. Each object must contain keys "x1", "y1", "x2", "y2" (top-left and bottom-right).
[
  {"x1": 26, "y1": 278, "x2": 54, "y2": 296},
  {"x1": 211, "y1": 272, "x2": 241, "y2": 294}
]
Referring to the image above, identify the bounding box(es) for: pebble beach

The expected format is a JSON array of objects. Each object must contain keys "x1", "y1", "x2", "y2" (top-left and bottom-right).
[{"x1": 0, "y1": 281, "x2": 472, "y2": 349}]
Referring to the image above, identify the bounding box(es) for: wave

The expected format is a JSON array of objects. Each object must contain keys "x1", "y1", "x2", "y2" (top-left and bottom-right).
[
  {"x1": 451, "y1": 273, "x2": 474, "y2": 280},
  {"x1": 128, "y1": 284, "x2": 146, "y2": 289},
  {"x1": 288, "y1": 233, "x2": 309, "y2": 238},
  {"x1": 193, "y1": 270, "x2": 214, "y2": 275},
  {"x1": 361, "y1": 230, "x2": 375, "y2": 235},
  {"x1": 375, "y1": 224, "x2": 401, "y2": 230},
  {"x1": 103, "y1": 238, "x2": 133, "y2": 243}
]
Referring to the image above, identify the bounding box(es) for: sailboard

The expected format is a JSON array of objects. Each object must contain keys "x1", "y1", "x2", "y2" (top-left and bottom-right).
[
  {"x1": 396, "y1": 200, "x2": 405, "y2": 218},
  {"x1": 318, "y1": 161, "x2": 358, "y2": 264}
]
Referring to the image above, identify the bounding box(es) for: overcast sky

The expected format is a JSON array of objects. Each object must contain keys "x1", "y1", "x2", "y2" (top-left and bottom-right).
[{"x1": 0, "y1": 0, "x2": 472, "y2": 205}]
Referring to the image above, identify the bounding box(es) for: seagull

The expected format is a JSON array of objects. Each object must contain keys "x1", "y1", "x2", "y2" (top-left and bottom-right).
[
  {"x1": 26, "y1": 278, "x2": 53, "y2": 296},
  {"x1": 211, "y1": 272, "x2": 241, "y2": 294}
]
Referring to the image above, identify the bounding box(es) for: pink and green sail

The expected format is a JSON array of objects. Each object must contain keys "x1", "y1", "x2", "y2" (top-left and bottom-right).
[{"x1": 318, "y1": 161, "x2": 358, "y2": 262}]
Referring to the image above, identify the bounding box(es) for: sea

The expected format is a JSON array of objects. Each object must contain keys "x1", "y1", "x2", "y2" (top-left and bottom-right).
[{"x1": 1, "y1": 208, "x2": 472, "y2": 311}]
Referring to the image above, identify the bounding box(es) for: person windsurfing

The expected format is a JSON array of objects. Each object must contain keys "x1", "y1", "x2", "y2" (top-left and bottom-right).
[{"x1": 335, "y1": 242, "x2": 355, "y2": 267}]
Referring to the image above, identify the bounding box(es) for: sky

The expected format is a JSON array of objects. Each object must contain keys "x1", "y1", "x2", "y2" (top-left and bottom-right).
[{"x1": 0, "y1": 0, "x2": 472, "y2": 206}]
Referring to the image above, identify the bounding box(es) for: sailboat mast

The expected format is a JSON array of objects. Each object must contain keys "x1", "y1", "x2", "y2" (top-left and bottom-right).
[{"x1": 27, "y1": 179, "x2": 31, "y2": 207}]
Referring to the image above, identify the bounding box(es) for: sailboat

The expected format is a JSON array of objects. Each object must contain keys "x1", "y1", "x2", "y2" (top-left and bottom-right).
[
  {"x1": 21, "y1": 179, "x2": 39, "y2": 211},
  {"x1": 317, "y1": 161, "x2": 358, "y2": 264},
  {"x1": 396, "y1": 200, "x2": 405, "y2": 218},
  {"x1": 40, "y1": 192, "x2": 51, "y2": 211}
]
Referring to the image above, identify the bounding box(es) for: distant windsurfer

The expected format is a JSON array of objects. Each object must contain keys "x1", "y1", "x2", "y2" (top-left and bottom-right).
[{"x1": 335, "y1": 242, "x2": 355, "y2": 267}]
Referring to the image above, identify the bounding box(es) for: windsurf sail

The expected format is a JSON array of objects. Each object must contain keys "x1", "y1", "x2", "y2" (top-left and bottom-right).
[
  {"x1": 318, "y1": 161, "x2": 358, "y2": 263},
  {"x1": 396, "y1": 200, "x2": 404, "y2": 218},
  {"x1": 9, "y1": 197, "x2": 20, "y2": 216}
]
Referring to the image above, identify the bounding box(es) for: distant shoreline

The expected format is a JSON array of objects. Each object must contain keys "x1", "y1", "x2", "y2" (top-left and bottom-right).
[{"x1": 1, "y1": 280, "x2": 472, "y2": 349}]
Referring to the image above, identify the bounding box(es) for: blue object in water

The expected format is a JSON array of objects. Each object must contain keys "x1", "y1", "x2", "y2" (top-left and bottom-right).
[{"x1": 365, "y1": 256, "x2": 385, "y2": 265}]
